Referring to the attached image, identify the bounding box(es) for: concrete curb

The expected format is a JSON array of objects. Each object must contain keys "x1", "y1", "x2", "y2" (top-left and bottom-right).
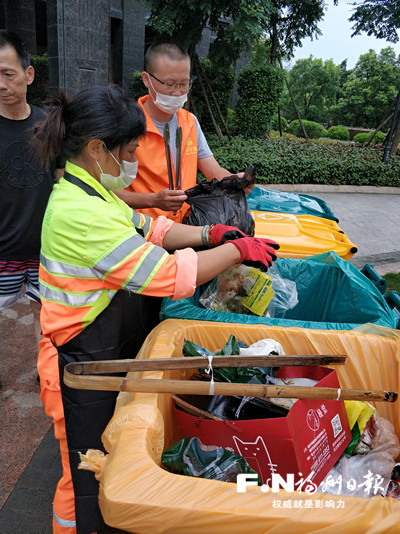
[
  {"x1": 350, "y1": 251, "x2": 400, "y2": 273},
  {"x1": 258, "y1": 184, "x2": 400, "y2": 194}
]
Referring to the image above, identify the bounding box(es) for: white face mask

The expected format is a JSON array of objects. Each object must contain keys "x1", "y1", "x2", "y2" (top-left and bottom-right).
[
  {"x1": 96, "y1": 147, "x2": 138, "y2": 191},
  {"x1": 122, "y1": 159, "x2": 138, "y2": 181},
  {"x1": 148, "y1": 77, "x2": 187, "y2": 114}
]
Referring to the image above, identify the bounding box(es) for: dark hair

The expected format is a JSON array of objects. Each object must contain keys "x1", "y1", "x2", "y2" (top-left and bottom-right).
[
  {"x1": 0, "y1": 30, "x2": 30, "y2": 70},
  {"x1": 34, "y1": 85, "x2": 146, "y2": 167},
  {"x1": 144, "y1": 42, "x2": 189, "y2": 72}
]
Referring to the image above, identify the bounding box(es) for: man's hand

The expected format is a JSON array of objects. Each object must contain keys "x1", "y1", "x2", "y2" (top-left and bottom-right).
[
  {"x1": 154, "y1": 189, "x2": 188, "y2": 212},
  {"x1": 244, "y1": 183, "x2": 256, "y2": 195},
  {"x1": 229, "y1": 171, "x2": 255, "y2": 195}
]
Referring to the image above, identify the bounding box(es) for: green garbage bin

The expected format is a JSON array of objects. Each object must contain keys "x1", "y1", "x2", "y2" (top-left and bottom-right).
[
  {"x1": 161, "y1": 251, "x2": 399, "y2": 330},
  {"x1": 247, "y1": 186, "x2": 339, "y2": 222}
]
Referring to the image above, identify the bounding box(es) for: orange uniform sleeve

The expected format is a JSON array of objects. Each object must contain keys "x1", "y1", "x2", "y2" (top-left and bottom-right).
[
  {"x1": 148, "y1": 216, "x2": 175, "y2": 247},
  {"x1": 171, "y1": 248, "x2": 198, "y2": 300}
]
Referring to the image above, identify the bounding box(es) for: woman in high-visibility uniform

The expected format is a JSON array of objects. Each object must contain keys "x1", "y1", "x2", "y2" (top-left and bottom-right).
[{"x1": 33, "y1": 85, "x2": 279, "y2": 534}]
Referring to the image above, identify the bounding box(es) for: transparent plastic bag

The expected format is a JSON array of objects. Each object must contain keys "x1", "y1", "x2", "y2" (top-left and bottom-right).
[
  {"x1": 266, "y1": 263, "x2": 298, "y2": 318},
  {"x1": 199, "y1": 265, "x2": 255, "y2": 315},
  {"x1": 199, "y1": 264, "x2": 274, "y2": 316},
  {"x1": 318, "y1": 414, "x2": 400, "y2": 498},
  {"x1": 199, "y1": 263, "x2": 298, "y2": 319}
]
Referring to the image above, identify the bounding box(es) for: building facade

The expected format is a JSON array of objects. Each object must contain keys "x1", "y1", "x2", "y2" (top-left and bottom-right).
[
  {"x1": 0, "y1": 0, "x2": 147, "y2": 95},
  {"x1": 0, "y1": 0, "x2": 246, "y2": 106}
]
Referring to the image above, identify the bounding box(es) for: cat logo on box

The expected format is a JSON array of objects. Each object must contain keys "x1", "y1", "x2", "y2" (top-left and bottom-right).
[
  {"x1": 306, "y1": 409, "x2": 320, "y2": 431},
  {"x1": 237, "y1": 472, "x2": 318, "y2": 494}
]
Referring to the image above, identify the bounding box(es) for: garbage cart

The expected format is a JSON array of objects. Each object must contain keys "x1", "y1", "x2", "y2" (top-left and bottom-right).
[
  {"x1": 77, "y1": 320, "x2": 400, "y2": 533},
  {"x1": 161, "y1": 252, "x2": 400, "y2": 331},
  {"x1": 247, "y1": 186, "x2": 339, "y2": 222}
]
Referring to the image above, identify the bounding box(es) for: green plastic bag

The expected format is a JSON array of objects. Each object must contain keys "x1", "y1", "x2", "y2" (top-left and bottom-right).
[
  {"x1": 182, "y1": 336, "x2": 278, "y2": 383},
  {"x1": 162, "y1": 437, "x2": 259, "y2": 483}
]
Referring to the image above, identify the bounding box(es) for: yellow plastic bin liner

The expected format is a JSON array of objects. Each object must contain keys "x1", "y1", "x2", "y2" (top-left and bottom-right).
[
  {"x1": 251, "y1": 210, "x2": 358, "y2": 260},
  {"x1": 85, "y1": 320, "x2": 400, "y2": 533}
]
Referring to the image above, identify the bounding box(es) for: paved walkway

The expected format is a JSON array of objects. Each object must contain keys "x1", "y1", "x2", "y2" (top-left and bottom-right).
[
  {"x1": 0, "y1": 188, "x2": 399, "y2": 532},
  {"x1": 301, "y1": 190, "x2": 400, "y2": 272}
]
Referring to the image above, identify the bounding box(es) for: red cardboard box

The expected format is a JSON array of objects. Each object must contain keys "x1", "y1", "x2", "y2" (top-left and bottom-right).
[{"x1": 174, "y1": 366, "x2": 351, "y2": 487}]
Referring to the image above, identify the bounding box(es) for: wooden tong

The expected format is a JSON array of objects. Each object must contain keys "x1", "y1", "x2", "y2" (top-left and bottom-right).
[
  {"x1": 163, "y1": 123, "x2": 174, "y2": 191},
  {"x1": 163, "y1": 123, "x2": 182, "y2": 215},
  {"x1": 175, "y1": 125, "x2": 182, "y2": 190},
  {"x1": 163, "y1": 123, "x2": 182, "y2": 191},
  {"x1": 63, "y1": 354, "x2": 398, "y2": 402}
]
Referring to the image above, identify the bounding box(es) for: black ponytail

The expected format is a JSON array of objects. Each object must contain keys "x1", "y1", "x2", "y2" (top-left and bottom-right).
[
  {"x1": 33, "y1": 85, "x2": 146, "y2": 168},
  {"x1": 34, "y1": 91, "x2": 69, "y2": 167}
]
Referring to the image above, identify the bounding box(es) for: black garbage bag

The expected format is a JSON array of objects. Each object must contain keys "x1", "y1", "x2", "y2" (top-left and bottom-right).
[{"x1": 182, "y1": 166, "x2": 256, "y2": 235}]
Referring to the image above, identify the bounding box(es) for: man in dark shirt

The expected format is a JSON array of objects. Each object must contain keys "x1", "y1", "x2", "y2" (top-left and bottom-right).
[{"x1": 0, "y1": 31, "x2": 55, "y2": 359}]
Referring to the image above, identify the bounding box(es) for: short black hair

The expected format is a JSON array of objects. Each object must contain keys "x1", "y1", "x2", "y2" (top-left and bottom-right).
[
  {"x1": 144, "y1": 42, "x2": 189, "y2": 73},
  {"x1": 0, "y1": 30, "x2": 30, "y2": 70}
]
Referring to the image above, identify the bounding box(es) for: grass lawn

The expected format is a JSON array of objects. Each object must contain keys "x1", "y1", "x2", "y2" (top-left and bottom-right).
[{"x1": 383, "y1": 272, "x2": 400, "y2": 294}]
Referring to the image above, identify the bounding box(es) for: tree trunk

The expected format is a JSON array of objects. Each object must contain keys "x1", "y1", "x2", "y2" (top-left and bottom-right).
[
  {"x1": 269, "y1": 12, "x2": 279, "y2": 67},
  {"x1": 195, "y1": 56, "x2": 231, "y2": 140},
  {"x1": 389, "y1": 116, "x2": 400, "y2": 157},
  {"x1": 278, "y1": 105, "x2": 283, "y2": 136},
  {"x1": 366, "y1": 112, "x2": 393, "y2": 147},
  {"x1": 278, "y1": 58, "x2": 308, "y2": 141},
  {"x1": 382, "y1": 89, "x2": 400, "y2": 162},
  {"x1": 194, "y1": 61, "x2": 224, "y2": 141},
  {"x1": 286, "y1": 78, "x2": 309, "y2": 140}
]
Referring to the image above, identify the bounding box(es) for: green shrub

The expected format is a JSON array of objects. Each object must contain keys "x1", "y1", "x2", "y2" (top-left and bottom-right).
[
  {"x1": 287, "y1": 119, "x2": 327, "y2": 139},
  {"x1": 131, "y1": 70, "x2": 147, "y2": 100},
  {"x1": 271, "y1": 114, "x2": 288, "y2": 132},
  {"x1": 234, "y1": 65, "x2": 285, "y2": 138},
  {"x1": 28, "y1": 53, "x2": 49, "y2": 106},
  {"x1": 226, "y1": 108, "x2": 236, "y2": 133},
  {"x1": 353, "y1": 131, "x2": 386, "y2": 145},
  {"x1": 326, "y1": 125, "x2": 350, "y2": 141},
  {"x1": 268, "y1": 130, "x2": 300, "y2": 141},
  {"x1": 207, "y1": 135, "x2": 400, "y2": 187}
]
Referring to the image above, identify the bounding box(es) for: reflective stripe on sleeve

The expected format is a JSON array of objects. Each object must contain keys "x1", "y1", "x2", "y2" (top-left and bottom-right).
[
  {"x1": 41, "y1": 254, "x2": 96, "y2": 279},
  {"x1": 125, "y1": 246, "x2": 168, "y2": 292},
  {"x1": 94, "y1": 234, "x2": 145, "y2": 275},
  {"x1": 131, "y1": 211, "x2": 152, "y2": 237},
  {"x1": 53, "y1": 509, "x2": 76, "y2": 528},
  {"x1": 40, "y1": 282, "x2": 104, "y2": 306}
]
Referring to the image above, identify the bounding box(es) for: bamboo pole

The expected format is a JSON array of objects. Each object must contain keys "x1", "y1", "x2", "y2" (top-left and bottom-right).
[
  {"x1": 65, "y1": 354, "x2": 348, "y2": 376},
  {"x1": 63, "y1": 373, "x2": 397, "y2": 402}
]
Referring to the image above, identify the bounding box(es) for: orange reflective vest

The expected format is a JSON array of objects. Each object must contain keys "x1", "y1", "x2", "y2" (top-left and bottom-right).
[{"x1": 126, "y1": 95, "x2": 199, "y2": 222}]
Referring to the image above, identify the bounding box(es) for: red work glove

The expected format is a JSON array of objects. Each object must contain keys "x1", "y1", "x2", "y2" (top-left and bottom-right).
[
  {"x1": 209, "y1": 224, "x2": 248, "y2": 246},
  {"x1": 225, "y1": 237, "x2": 280, "y2": 270}
]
